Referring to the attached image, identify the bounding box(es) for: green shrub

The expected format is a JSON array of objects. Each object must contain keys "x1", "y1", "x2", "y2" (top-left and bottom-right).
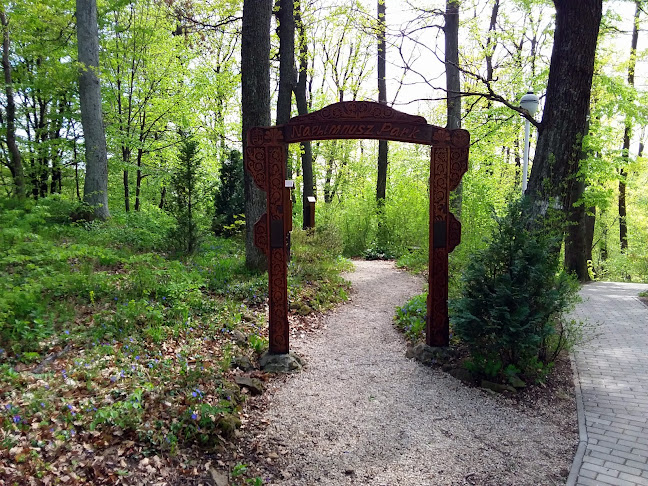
[
  {"x1": 166, "y1": 135, "x2": 207, "y2": 254},
  {"x1": 288, "y1": 226, "x2": 351, "y2": 314},
  {"x1": 450, "y1": 199, "x2": 580, "y2": 381},
  {"x1": 212, "y1": 149, "x2": 245, "y2": 236}
]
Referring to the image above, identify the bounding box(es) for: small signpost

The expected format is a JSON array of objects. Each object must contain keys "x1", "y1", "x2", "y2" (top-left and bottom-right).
[
  {"x1": 245, "y1": 101, "x2": 469, "y2": 354},
  {"x1": 305, "y1": 196, "x2": 316, "y2": 229}
]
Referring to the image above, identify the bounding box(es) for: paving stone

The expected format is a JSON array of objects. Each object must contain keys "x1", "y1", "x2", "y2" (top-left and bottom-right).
[{"x1": 569, "y1": 282, "x2": 648, "y2": 486}]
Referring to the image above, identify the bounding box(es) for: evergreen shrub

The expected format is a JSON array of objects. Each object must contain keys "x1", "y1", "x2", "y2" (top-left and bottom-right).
[
  {"x1": 166, "y1": 135, "x2": 206, "y2": 254},
  {"x1": 450, "y1": 199, "x2": 580, "y2": 381},
  {"x1": 212, "y1": 149, "x2": 244, "y2": 236}
]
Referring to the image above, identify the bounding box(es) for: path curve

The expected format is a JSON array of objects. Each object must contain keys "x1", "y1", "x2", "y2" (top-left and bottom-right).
[
  {"x1": 567, "y1": 282, "x2": 648, "y2": 486},
  {"x1": 254, "y1": 260, "x2": 576, "y2": 485}
]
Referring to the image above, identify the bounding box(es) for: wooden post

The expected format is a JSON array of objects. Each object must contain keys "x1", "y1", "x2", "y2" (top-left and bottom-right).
[
  {"x1": 307, "y1": 196, "x2": 316, "y2": 228},
  {"x1": 427, "y1": 145, "x2": 451, "y2": 347}
]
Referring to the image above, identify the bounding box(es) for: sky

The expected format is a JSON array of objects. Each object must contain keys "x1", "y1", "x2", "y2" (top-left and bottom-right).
[{"x1": 353, "y1": 0, "x2": 642, "y2": 119}]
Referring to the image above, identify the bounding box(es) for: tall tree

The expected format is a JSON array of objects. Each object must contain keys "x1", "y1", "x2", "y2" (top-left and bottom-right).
[
  {"x1": 276, "y1": 0, "x2": 295, "y2": 126},
  {"x1": 242, "y1": 0, "x2": 271, "y2": 270},
  {"x1": 76, "y1": 0, "x2": 110, "y2": 219},
  {"x1": 376, "y1": 0, "x2": 388, "y2": 205},
  {"x1": 619, "y1": 0, "x2": 641, "y2": 253},
  {"x1": 445, "y1": 0, "x2": 461, "y2": 215},
  {"x1": 103, "y1": 0, "x2": 188, "y2": 212},
  {"x1": 294, "y1": 0, "x2": 315, "y2": 229},
  {"x1": 0, "y1": 7, "x2": 25, "y2": 199},
  {"x1": 526, "y1": 0, "x2": 602, "y2": 230}
]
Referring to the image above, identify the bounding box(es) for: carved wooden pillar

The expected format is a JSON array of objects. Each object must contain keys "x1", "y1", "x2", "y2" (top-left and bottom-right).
[
  {"x1": 427, "y1": 129, "x2": 469, "y2": 347},
  {"x1": 246, "y1": 127, "x2": 290, "y2": 354}
]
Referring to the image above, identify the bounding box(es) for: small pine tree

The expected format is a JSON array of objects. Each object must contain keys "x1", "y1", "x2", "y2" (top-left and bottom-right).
[
  {"x1": 167, "y1": 135, "x2": 204, "y2": 254},
  {"x1": 450, "y1": 198, "x2": 579, "y2": 379},
  {"x1": 212, "y1": 149, "x2": 245, "y2": 235}
]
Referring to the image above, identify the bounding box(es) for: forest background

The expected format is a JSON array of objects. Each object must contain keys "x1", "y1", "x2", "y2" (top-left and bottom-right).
[{"x1": 0, "y1": 0, "x2": 647, "y2": 483}]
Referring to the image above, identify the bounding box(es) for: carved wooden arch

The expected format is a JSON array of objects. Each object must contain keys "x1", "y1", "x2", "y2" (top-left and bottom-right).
[{"x1": 245, "y1": 101, "x2": 470, "y2": 354}]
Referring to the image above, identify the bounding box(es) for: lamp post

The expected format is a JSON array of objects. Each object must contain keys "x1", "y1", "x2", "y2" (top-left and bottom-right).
[{"x1": 519, "y1": 90, "x2": 539, "y2": 194}]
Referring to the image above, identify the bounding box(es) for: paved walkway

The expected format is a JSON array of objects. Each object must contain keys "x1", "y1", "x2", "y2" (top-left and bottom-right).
[{"x1": 568, "y1": 281, "x2": 648, "y2": 486}]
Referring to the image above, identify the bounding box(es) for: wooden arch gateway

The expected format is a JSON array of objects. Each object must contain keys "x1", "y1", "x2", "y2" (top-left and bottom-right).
[{"x1": 245, "y1": 101, "x2": 470, "y2": 355}]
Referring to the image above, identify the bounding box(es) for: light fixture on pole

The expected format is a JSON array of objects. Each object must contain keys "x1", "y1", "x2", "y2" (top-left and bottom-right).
[{"x1": 519, "y1": 90, "x2": 539, "y2": 194}]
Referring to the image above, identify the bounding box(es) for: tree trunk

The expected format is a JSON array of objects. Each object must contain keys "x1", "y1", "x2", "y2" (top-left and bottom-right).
[
  {"x1": 36, "y1": 95, "x2": 49, "y2": 198},
  {"x1": 445, "y1": 0, "x2": 462, "y2": 215},
  {"x1": 526, "y1": 0, "x2": 602, "y2": 221},
  {"x1": 135, "y1": 147, "x2": 143, "y2": 211},
  {"x1": 564, "y1": 114, "x2": 591, "y2": 281},
  {"x1": 50, "y1": 97, "x2": 66, "y2": 195},
  {"x1": 276, "y1": 0, "x2": 295, "y2": 126},
  {"x1": 242, "y1": 0, "x2": 271, "y2": 270},
  {"x1": 584, "y1": 205, "x2": 595, "y2": 263},
  {"x1": 74, "y1": 140, "x2": 81, "y2": 200},
  {"x1": 276, "y1": 0, "x2": 295, "y2": 183},
  {"x1": 324, "y1": 157, "x2": 334, "y2": 203},
  {"x1": 294, "y1": 1, "x2": 315, "y2": 229},
  {"x1": 619, "y1": 162, "x2": 628, "y2": 251},
  {"x1": 159, "y1": 185, "x2": 166, "y2": 210},
  {"x1": 376, "y1": 0, "x2": 388, "y2": 205},
  {"x1": 564, "y1": 177, "x2": 590, "y2": 281},
  {"x1": 0, "y1": 8, "x2": 25, "y2": 199},
  {"x1": 123, "y1": 169, "x2": 130, "y2": 211},
  {"x1": 619, "y1": 0, "x2": 640, "y2": 253},
  {"x1": 77, "y1": 0, "x2": 110, "y2": 220}
]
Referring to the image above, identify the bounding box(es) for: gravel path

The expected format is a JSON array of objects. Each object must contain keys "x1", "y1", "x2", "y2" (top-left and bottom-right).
[{"x1": 253, "y1": 260, "x2": 576, "y2": 485}]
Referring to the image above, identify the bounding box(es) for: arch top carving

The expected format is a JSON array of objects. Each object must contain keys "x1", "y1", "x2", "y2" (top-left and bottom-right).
[
  {"x1": 283, "y1": 100, "x2": 470, "y2": 148},
  {"x1": 290, "y1": 100, "x2": 427, "y2": 125}
]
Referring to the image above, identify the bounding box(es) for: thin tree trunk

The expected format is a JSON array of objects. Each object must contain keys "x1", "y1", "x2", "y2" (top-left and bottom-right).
[
  {"x1": 445, "y1": 0, "x2": 462, "y2": 215},
  {"x1": 294, "y1": 1, "x2": 315, "y2": 229},
  {"x1": 120, "y1": 140, "x2": 130, "y2": 211},
  {"x1": 276, "y1": 0, "x2": 295, "y2": 127},
  {"x1": 324, "y1": 158, "x2": 334, "y2": 203},
  {"x1": 584, "y1": 205, "x2": 595, "y2": 263},
  {"x1": 0, "y1": 8, "x2": 25, "y2": 199},
  {"x1": 242, "y1": 0, "x2": 271, "y2": 270},
  {"x1": 564, "y1": 114, "x2": 591, "y2": 281},
  {"x1": 619, "y1": 0, "x2": 640, "y2": 253},
  {"x1": 276, "y1": 0, "x2": 295, "y2": 183},
  {"x1": 74, "y1": 140, "x2": 81, "y2": 200},
  {"x1": 564, "y1": 177, "x2": 589, "y2": 280},
  {"x1": 50, "y1": 98, "x2": 66, "y2": 194},
  {"x1": 77, "y1": 0, "x2": 110, "y2": 220},
  {"x1": 36, "y1": 94, "x2": 49, "y2": 198},
  {"x1": 159, "y1": 185, "x2": 166, "y2": 210},
  {"x1": 376, "y1": 0, "x2": 388, "y2": 205},
  {"x1": 135, "y1": 148, "x2": 143, "y2": 211}
]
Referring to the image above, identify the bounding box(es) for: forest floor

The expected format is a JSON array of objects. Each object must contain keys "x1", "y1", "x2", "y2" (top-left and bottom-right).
[
  {"x1": 234, "y1": 260, "x2": 578, "y2": 486},
  {"x1": 0, "y1": 226, "x2": 578, "y2": 486}
]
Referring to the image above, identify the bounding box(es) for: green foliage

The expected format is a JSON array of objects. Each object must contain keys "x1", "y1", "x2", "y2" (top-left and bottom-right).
[
  {"x1": 395, "y1": 293, "x2": 427, "y2": 341},
  {"x1": 288, "y1": 226, "x2": 351, "y2": 315},
  {"x1": 450, "y1": 199, "x2": 580, "y2": 380},
  {"x1": 213, "y1": 149, "x2": 245, "y2": 236}
]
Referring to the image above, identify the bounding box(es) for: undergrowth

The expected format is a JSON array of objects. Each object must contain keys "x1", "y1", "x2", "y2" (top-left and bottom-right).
[{"x1": 0, "y1": 196, "x2": 349, "y2": 484}]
